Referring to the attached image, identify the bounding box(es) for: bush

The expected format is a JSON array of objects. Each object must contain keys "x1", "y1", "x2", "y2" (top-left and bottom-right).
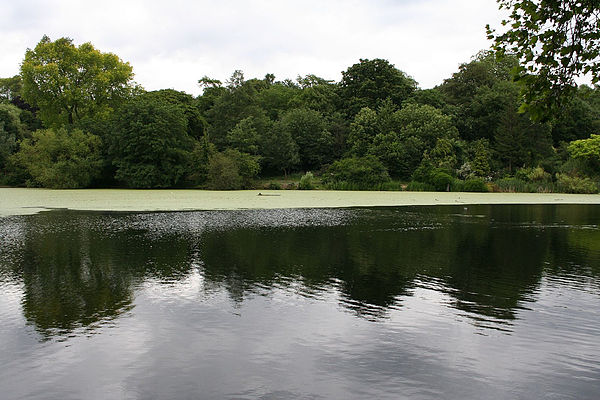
[
  {"x1": 206, "y1": 152, "x2": 242, "y2": 190},
  {"x1": 206, "y1": 149, "x2": 260, "y2": 190},
  {"x1": 556, "y1": 173, "x2": 598, "y2": 194},
  {"x1": 411, "y1": 162, "x2": 456, "y2": 191},
  {"x1": 267, "y1": 182, "x2": 281, "y2": 190},
  {"x1": 493, "y1": 177, "x2": 529, "y2": 193},
  {"x1": 324, "y1": 156, "x2": 390, "y2": 189},
  {"x1": 515, "y1": 166, "x2": 551, "y2": 183},
  {"x1": 492, "y1": 177, "x2": 556, "y2": 193},
  {"x1": 298, "y1": 171, "x2": 316, "y2": 190},
  {"x1": 430, "y1": 171, "x2": 454, "y2": 191},
  {"x1": 462, "y1": 178, "x2": 489, "y2": 192}
]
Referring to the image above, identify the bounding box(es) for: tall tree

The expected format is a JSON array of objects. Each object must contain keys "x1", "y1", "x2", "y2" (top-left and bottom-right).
[
  {"x1": 205, "y1": 71, "x2": 268, "y2": 148},
  {"x1": 277, "y1": 108, "x2": 334, "y2": 170},
  {"x1": 339, "y1": 58, "x2": 417, "y2": 117},
  {"x1": 487, "y1": 0, "x2": 600, "y2": 119},
  {"x1": 439, "y1": 52, "x2": 520, "y2": 141},
  {"x1": 0, "y1": 104, "x2": 27, "y2": 174},
  {"x1": 260, "y1": 124, "x2": 299, "y2": 176},
  {"x1": 109, "y1": 93, "x2": 193, "y2": 188},
  {"x1": 20, "y1": 35, "x2": 136, "y2": 127}
]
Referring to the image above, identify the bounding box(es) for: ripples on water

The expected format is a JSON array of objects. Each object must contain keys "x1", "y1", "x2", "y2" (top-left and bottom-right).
[{"x1": 0, "y1": 205, "x2": 599, "y2": 399}]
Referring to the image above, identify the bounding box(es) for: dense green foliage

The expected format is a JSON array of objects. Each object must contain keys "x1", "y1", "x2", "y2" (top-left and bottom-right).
[
  {"x1": 13, "y1": 128, "x2": 102, "y2": 188},
  {"x1": 324, "y1": 156, "x2": 390, "y2": 189},
  {"x1": 109, "y1": 92, "x2": 193, "y2": 188},
  {"x1": 206, "y1": 149, "x2": 260, "y2": 190},
  {"x1": 487, "y1": 0, "x2": 600, "y2": 119},
  {"x1": 20, "y1": 36, "x2": 136, "y2": 128},
  {"x1": 1, "y1": 35, "x2": 599, "y2": 192}
]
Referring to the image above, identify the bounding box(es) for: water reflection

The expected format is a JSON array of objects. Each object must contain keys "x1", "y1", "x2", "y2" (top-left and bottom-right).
[{"x1": 0, "y1": 205, "x2": 598, "y2": 339}]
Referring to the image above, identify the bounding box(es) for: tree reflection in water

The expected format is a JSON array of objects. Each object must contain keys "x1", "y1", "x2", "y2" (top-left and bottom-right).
[{"x1": 1, "y1": 204, "x2": 598, "y2": 338}]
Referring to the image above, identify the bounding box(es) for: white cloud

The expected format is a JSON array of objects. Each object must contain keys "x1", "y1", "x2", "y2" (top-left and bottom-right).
[{"x1": 0, "y1": 0, "x2": 506, "y2": 96}]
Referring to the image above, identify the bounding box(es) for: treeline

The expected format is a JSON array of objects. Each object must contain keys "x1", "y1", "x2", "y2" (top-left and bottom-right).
[{"x1": 1, "y1": 36, "x2": 599, "y2": 192}]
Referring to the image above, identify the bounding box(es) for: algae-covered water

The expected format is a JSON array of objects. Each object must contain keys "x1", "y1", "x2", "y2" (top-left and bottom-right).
[
  {"x1": 1, "y1": 187, "x2": 599, "y2": 216},
  {"x1": 1, "y1": 203, "x2": 599, "y2": 399}
]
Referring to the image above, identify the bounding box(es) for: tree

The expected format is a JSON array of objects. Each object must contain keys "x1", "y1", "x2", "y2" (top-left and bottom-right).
[
  {"x1": 396, "y1": 103, "x2": 459, "y2": 148},
  {"x1": 256, "y1": 82, "x2": 299, "y2": 120},
  {"x1": 260, "y1": 124, "x2": 299, "y2": 176},
  {"x1": 20, "y1": 35, "x2": 136, "y2": 127},
  {"x1": 226, "y1": 117, "x2": 261, "y2": 155},
  {"x1": 463, "y1": 139, "x2": 492, "y2": 179},
  {"x1": 346, "y1": 102, "x2": 459, "y2": 179},
  {"x1": 567, "y1": 134, "x2": 600, "y2": 174},
  {"x1": 206, "y1": 149, "x2": 260, "y2": 190},
  {"x1": 205, "y1": 71, "x2": 268, "y2": 148},
  {"x1": 551, "y1": 85, "x2": 600, "y2": 144},
  {"x1": 0, "y1": 104, "x2": 25, "y2": 179},
  {"x1": 109, "y1": 93, "x2": 193, "y2": 188},
  {"x1": 295, "y1": 75, "x2": 340, "y2": 115},
  {"x1": 487, "y1": 0, "x2": 600, "y2": 119},
  {"x1": 439, "y1": 52, "x2": 520, "y2": 141},
  {"x1": 347, "y1": 107, "x2": 379, "y2": 156},
  {"x1": 0, "y1": 75, "x2": 23, "y2": 104},
  {"x1": 142, "y1": 89, "x2": 206, "y2": 139},
  {"x1": 13, "y1": 128, "x2": 102, "y2": 188},
  {"x1": 339, "y1": 58, "x2": 417, "y2": 116},
  {"x1": 277, "y1": 108, "x2": 334, "y2": 170}
]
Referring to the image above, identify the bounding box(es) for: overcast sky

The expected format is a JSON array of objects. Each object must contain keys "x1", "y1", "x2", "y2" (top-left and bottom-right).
[{"x1": 2, "y1": 0, "x2": 506, "y2": 96}]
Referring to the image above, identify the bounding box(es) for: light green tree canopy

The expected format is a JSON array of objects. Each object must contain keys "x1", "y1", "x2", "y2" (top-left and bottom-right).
[
  {"x1": 13, "y1": 127, "x2": 102, "y2": 188},
  {"x1": 567, "y1": 134, "x2": 600, "y2": 173},
  {"x1": 20, "y1": 35, "x2": 136, "y2": 127}
]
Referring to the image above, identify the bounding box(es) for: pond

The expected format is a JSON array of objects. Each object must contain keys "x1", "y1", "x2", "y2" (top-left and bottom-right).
[{"x1": 1, "y1": 205, "x2": 599, "y2": 399}]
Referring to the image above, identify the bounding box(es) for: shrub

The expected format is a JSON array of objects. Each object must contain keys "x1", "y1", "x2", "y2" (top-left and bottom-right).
[
  {"x1": 206, "y1": 152, "x2": 242, "y2": 190},
  {"x1": 462, "y1": 178, "x2": 489, "y2": 192},
  {"x1": 493, "y1": 177, "x2": 529, "y2": 193},
  {"x1": 267, "y1": 182, "x2": 281, "y2": 190},
  {"x1": 515, "y1": 166, "x2": 551, "y2": 183},
  {"x1": 206, "y1": 149, "x2": 260, "y2": 190},
  {"x1": 411, "y1": 161, "x2": 456, "y2": 191},
  {"x1": 492, "y1": 177, "x2": 556, "y2": 193},
  {"x1": 430, "y1": 171, "x2": 454, "y2": 191},
  {"x1": 324, "y1": 156, "x2": 390, "y2": 189},
  {"x1": 298, "y1": 171, "x2": 316, "y2": 190},
  {"x1": 556, "y1": 173, "x2": 598, "y2": 194}
]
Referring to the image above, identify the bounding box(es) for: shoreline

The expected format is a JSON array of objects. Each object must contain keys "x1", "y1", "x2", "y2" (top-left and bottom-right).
[{"x1": 1, "y1": 187, "x2": 599, "y2": 217}]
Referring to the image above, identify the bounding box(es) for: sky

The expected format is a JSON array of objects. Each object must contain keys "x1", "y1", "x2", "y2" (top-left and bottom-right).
[{"x1": 1, "y1": 0, "x2": 507, "y2": 96}]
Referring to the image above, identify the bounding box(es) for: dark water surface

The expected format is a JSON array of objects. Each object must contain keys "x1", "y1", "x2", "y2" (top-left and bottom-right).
[{"x1": 1, "y1": 205, "x2": 599, "y2": 399}]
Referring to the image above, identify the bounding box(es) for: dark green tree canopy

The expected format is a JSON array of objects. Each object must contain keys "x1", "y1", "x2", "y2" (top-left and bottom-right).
[
  {"x1": 487, "y1": 0, "x2": 600, "y2": 119},
  {"x1": 143, "y1": 89, "x2": 206, "y2": 139},
  {"x1": 339, "y1": 58, "x2": 417, "y2": 116},
  {"x1": 277, "y1": 108, "x2": 334, "y2": 170},
  {"x1": 20, "y1": 35, "x2": 136, "y2": 127},
  {"x1": 109, "y1": 93, "x2": 193, "y2": 188}
]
